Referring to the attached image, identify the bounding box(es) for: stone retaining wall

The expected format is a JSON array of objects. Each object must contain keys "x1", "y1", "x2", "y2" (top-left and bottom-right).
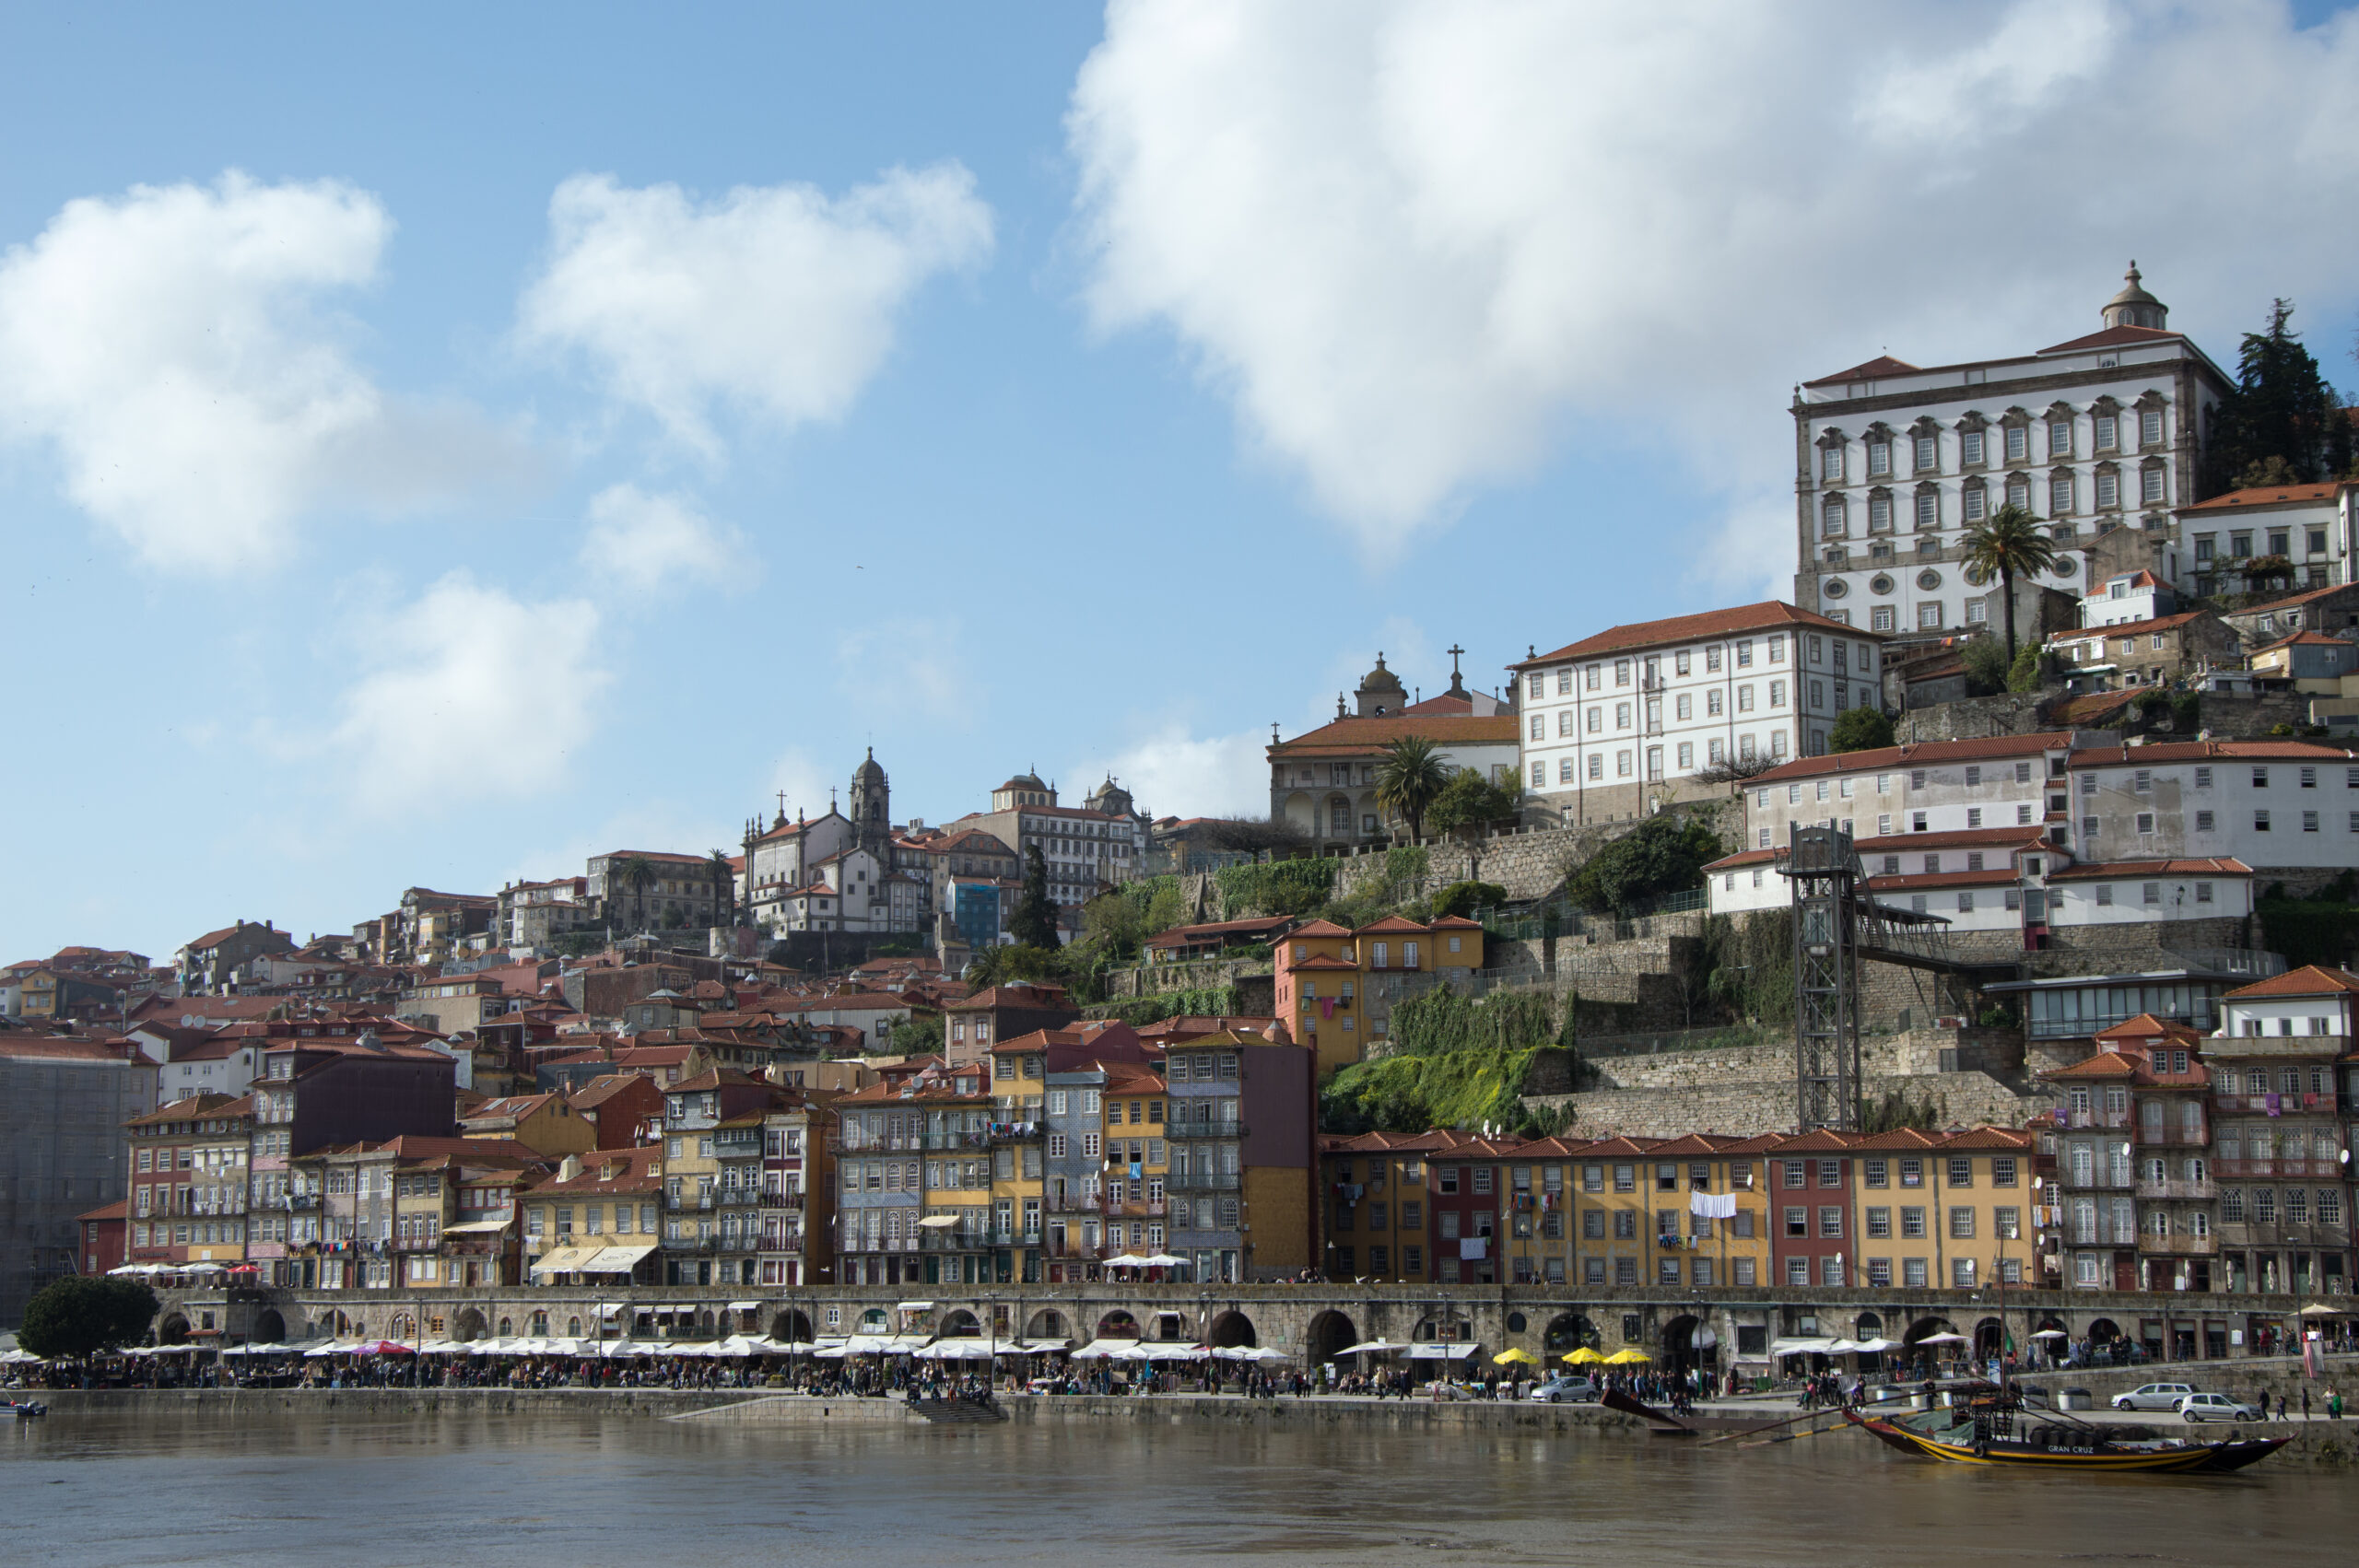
[{"x1": 1531, "y1": 1070, "x2": 2044, "y2": 1141}]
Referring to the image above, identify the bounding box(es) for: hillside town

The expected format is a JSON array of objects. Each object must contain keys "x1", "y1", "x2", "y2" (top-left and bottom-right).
[{"x1": 7, "y1": 266, "x2": 2359, "y2": 1387}]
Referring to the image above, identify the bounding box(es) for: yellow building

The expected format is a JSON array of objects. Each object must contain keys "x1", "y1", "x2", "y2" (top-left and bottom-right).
[
  {"x1": 989, "y1": 1034, "x2": 1049, "y2": 1282},
  {"x1": 1275, "y1": 915, "x2": 1488, "y2": 1075},
  {"x1": 457, "y1": 1091, "x2": 596, "y2": 1157},
  {"x1": 520, "y1": 1147, "x2": 664, "y2": 1289}
]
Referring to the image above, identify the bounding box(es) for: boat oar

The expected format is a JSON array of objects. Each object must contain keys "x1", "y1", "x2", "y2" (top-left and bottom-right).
[
  {"x1": 1699, "y1": 1408, "x2": 1845, "y2": 1446},
  {"x1": 1739, "y1": 1421, "x2": 1847, "y2": 1449}
]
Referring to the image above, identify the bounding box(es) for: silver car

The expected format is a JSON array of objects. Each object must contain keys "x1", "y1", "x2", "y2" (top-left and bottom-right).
[
  {"x1": 2177, "y1": 1392, "x2": 2264, "y2": 1423},
  {"x1": 2110, "y1": 1381, "x2": 2195, "y2": 1411}
]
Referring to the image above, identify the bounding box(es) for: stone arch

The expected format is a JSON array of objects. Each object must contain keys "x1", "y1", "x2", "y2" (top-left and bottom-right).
[
  {"x1": 1853, "y1": 1311, "x2": 1884, "y2": 1339},
  {"x1": 1097, "y1": 1309, "x2": 1141, "y2": 1340},
  {"x1": 529, "y1": 1309, "x2": 549, "y2": 1337},
  {"x1": 1662, "y1": 1315, "x2": 1716, "y2": 1373},
  {"x1": 1283, "y1": 793, "x2": 1316, "y2": 835},
  {"x1": 770, "y1": 1308, "x2": 813, "y2": 1343},
  {"x1": 1207, "y1": 1310, "x2": 1256, "y2": 1350},
  {"x1": 1323, "y1": 793, "x2": 1352, "y2": 838},
  {"x1": 251, "y1": 1308, "x2": 287, "y2": 1344},
  {"x1": 1305, "y1": 1310, "x2": 1357, "y2": 1365},
  {"x1": 1027, "y1": 1309, "x2": 1066, "y2": 1342},
  {"x1": 2085, "y1": 1317, "x2": 2123, "y2": 1346},
  {"x1": 1414, "y1": 1311, "x2": 1470, "y2": 1342},
  {"x1": 939, "y1": 1309, "x2": 982, "y2": 1338},
  {"x1": 567, "y1": 1316, "x2": 583, "y2": 1339},
  {"x1": 157, "y1": 1311, "x2": 190, "y2": 1346},
  {"x1": 452, "y1": 1308, "x2": 486, "y2": 1343},
  {"x1": 858, "y1": 1307, "x2": 890, "y2": 1331},
  {"x1": 1972, "y1": 1317, "x2": 2004, "y2": 1360},
  {"x1": 698, "y1": 1310, "x2": 716, "y2": 1334},
  {"x1": 389, "y1": 1311, "x2": 417, "y2": 1340},
  {"x1": 1902, "y1": 1316, "x2": 1956, "y2": 1365},
  {"x1": 332, "y1": 1310, "x2": 353, "y2": 1336},
  {"x1": 1543, "y1": 1312, "x2": 1598, "y2": 1357},
  {"x1": 497, "y1": 1316, "x2": 514, "y2": 1338},
  {"x1": 348, "y1": 1321, "x2": 367, "y2": 1340}
]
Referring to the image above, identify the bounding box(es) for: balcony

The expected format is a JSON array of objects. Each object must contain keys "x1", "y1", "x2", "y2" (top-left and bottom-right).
[
  {"x1": 2134, "y1": 1176, "x2": 2217, "y2": 1201},
  {"x1": 2214, "y1": 1158, "x2": 2339, "y2": 1178},
  {"x1": 2135, "y1": 1233, "x2": 2218, "y2": 1257},
  {"x1": 2068, "y1": 1230, "x2": 2138, "y2": 1248},
  {"x1": 1167, "y1": 1170, "x2": 1240, "y2": 1192},
  {"x1": 1167, "y1": 1122, "x2": 1245, "y2": 1141},
  {"x1": 922, "y1": 1131, "x2": 991, "y2": 1152},
  {"x1": 2060, "y1": 1108, "x2": 2131, "y2": 1129},
  {"x1": 919, "y1": 1231, "x2": 986, "y2": 1253},
  {"x1": 284, "y1": 1194, "x2": 320, "y2": 1211},
  {"x1": 664, "y1": 1192, "x2": 718, "y2": 1211},
  {"x1": 757, "y1": 1192, "x2": 805, "y2": 1210},
  {"x1": 2054, "y1": 1171, "x2": 2136, "y2": 1191},
  {"x1": 2221, "y1": 1220, "x2": 2352, "y2": 1246},
  {"x1": 2213, "y1": 1091, "x2": 2335, "y2": 1114},
  {"x1": 2133, "y1": 1127, "x2": 2208, "y2": 1147}
]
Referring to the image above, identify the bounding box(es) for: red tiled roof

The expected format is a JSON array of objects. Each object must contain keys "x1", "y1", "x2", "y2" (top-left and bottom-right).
[
  {"x1": 2068, "y1": 740, "x2": 2353, "y2": 766},
  {"x1": 2224, "y1": 965, "x2": 2359, "y2": 1001},
  {"x1": 1354, "y1": 916, "x2": 1430, "y2": 934},
  {"x1": 2045, "y1": 858, "x2": 2250, "y2": 880},
  {"x1": 2036, "y1": 323, "x2": 2186, "y2": 355},
  {"x1": 2040, "y1": 1050, "x2": 2142, "y2": 1081},
  {"x1": 1862, "y1": 869, "x2": 2025, "y2": 893},
  {"x1": 1287, "y1": 919, "x2": 1351, "y2": 938},
  {"x1": 1747, "y1": 731, "x2": 2068, "y2": 785},
  {"x1": 1269, "y1": 713, "x2": 1517, "y2": 755},
  {"x1": 2254, "y1": 630, "x2": 2352, "y2": 653},
  {"x1": 2048, "y1": 610, "x2": 2214, "y2": 644},
  {"x1": 1513, "y1": 601, "x2": 1873, "y2": 670},
  {"x1": 1802, "y1": 354, "x2": 1923, "y2": 388},
  {"x1": 2179, "y1": 482, "x2": 2346, "y2": 513},
  {"x1": 2226, "y1": 581, "x2": 2359, "y2": 617}
]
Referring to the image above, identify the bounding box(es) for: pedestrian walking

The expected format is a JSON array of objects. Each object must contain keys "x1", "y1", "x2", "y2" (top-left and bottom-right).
[
  {"x1": 2275, "y1": 1393, "x2": 2288, "y2": 1422},
  {"x1": 2326, "y1": 1387, "x2": 2342, "y2": 1421},
  {"x1": 2301, "y1": 1387, "x2": 2311, "y2": 1421}
]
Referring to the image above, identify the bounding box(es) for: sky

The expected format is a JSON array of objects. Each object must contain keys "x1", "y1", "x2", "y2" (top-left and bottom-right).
[{"x1": 4, "y1": 1, "x2": 2358, "y2": 964}]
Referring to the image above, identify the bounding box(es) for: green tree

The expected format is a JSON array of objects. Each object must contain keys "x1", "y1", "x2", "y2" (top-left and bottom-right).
[
  {"x1": 611, "y1": 853, "x2": 656, "y2": 931},
  {"x1": 1960, "y1": 635, "x2": 2010, "y2": 695},
  {"x1": 2204, "y1": 299, "x2": 2356, "y2": 493},
  {"x1": 18, "y1": 1275, "x2": 158, "y2": 1361},
  {"x1": 1426, "y1": 768, "x2": 1522, "y2": 842},
  {"x1": 2006, "y1": 641, "x2": 2048, "y2": 693},
  {"x1": 1429, "y1": 880, "x2": 1508, "y2": 920},
  {"x1": 1374, "y1": 736, "x2": 1449, "y2": 845},
  {"x1": 709, "y1": 849, "x2": 738, "y2": 924},
  {"x1": 1826, "y1": 706, "x2": 1895, "y2": 753},
  {"x1": 1009, "y1": 844, "x2": 1061, "y2": 949},
  {"x1": 1960, "y1": 503, "x2": 2060, "y2": 664},
  {"x1": 885, "y1": 1011, "x2": 945, "y2": 1058},
  {"x1": 1565, "y1": 813, "x2": 1723, "y2": 915}
]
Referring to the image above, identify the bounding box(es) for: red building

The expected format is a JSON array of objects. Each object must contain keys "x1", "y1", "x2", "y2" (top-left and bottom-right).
[
  {"x1": 1766, "y1": 1129, "x2": 1858, "y2": 1289},
  {"x1": 77, "y1": 1199, "x2": 127, "y2": 1277}
]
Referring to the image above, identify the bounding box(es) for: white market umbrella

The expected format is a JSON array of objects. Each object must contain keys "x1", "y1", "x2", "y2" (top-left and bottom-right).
[
  {"x1": 2028, "y1": 1328, "x2": 2069, "y2": 1340},
  {"x1": 1334, "y1": 1340, "x2": 1402, "y2": 1357},
  {"x1": 1141, "y1": 1254, "x2": 1188, "y2": 1268},
  {"x1": 1912, "y1": 1331, "x2": 1970, "y2": 1346}
]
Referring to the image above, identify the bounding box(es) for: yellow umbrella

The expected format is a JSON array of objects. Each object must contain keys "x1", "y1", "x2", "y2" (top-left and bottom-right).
[
  {"x1": 1604, "y1": 1348, "x2": 1651, "y2": 1364},
  {"x1": 1562, "y1": 1347, "x2": 1604, "y2": 1364},
  {"x1": 1492, "y1": 1348, "x2": 1538, "y2": 1366}
]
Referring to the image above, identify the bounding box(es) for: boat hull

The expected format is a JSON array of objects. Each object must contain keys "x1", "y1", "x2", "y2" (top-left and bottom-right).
[{"x1": 1844, "y1": 1410, "x2": 2286, "y2": 1473}]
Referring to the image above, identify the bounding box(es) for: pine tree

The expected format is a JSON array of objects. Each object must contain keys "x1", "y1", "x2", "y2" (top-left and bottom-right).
[
  {"x1": 2204, "y1": 299, "x2": 2355, "y2": 493},
  {"x1": 1010, "y1": 844, "x2": 1061, "y2": 949}
]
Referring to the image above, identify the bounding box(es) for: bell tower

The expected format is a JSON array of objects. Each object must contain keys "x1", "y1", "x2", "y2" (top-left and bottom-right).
[{"x1": 849, "y1": 749, "x2": 890, "y2": 858}]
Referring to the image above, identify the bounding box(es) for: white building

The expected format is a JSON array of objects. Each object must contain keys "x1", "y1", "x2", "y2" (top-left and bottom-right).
[
  {"x1": 1793, "y1": 265, "x2": 2232, "y2": 636},
  {"x1": 2079, "y1": 569, "x2": 2175, "y2": 628},
  {"x1": 1509, "y1": 602, "x2": 1884, "y2": 825},
  {"x1": 757, "y1": 845, "x2": 923, "y2": 935},
  {"x1": 2179, "y1": 480, "x2": 2356, "y2": 596},
  {"x1": 2065, "y1": 739, "x2": 2359, "y2": 878}
]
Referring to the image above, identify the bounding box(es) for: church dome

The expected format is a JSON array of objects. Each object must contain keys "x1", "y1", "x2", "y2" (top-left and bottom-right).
[
  {"x1": 998, "y1": 771, "x2": 1047, "y2": 793},
  {"x1": 2101, "y1": 262, "x2": 2167, "y2": 331},
  {"x1": 1357, "y1": 654, "x2": 1405, "y2": 694},
  {"x1": 853, "y1": 747, "x2": 886, "y2": 783}
]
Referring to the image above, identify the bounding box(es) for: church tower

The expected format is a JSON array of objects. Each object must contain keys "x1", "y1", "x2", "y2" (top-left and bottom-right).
[
  {"x1": 850, "y1": 749, "x2": 890, "y2": 858},
  {"x1": 2100, "y1": 262, "x2": 2168, "y2": 332}
]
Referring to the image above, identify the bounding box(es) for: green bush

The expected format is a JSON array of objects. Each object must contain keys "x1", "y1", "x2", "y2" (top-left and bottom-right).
[
  {"x1": 1320, "y1": 988, "x2": 1575, "y2": 1136},
  {"x1": 1087, "y1": 986, "x2": 1244, "y2": 1025},
  {"x1": 1565, "y1": 814, "x2": 1723, "y2": 914},
  {"x1": 1430, "y1": 880, "x2": 1508, "y2": 920},
  {"x1": 1827, "y1": 707, "x2": 1895, "y2": 754},
  {"x1": 1961, "y1": 637, "x2": 2010, "y2": 694},
  {"x1": 2006, "y1": 642, "x2": 2048, "y2": 692},
  {"x1": 1214, "y1": 858, "x2": 1337, "y2": 919}
]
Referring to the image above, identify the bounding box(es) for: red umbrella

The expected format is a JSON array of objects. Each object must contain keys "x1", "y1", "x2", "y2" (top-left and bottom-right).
[{"x1": 350, "y1": 1340, "x2": 416, "y2": 1355}]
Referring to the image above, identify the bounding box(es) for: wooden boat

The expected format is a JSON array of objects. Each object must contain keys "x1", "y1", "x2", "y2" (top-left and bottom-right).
[
  {"x1": 3, "y1": 1398, "x2": 46, "y2": 1418},
  {"x1": 1844, "y1": 1396, "x2": 2285, "y2": 1472},
  {"x1": 1601, "y1": 1387, "x2": 1697, "y2": 1437}
]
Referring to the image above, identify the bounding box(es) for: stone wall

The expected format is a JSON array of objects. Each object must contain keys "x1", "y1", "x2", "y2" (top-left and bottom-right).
[
  {"x1": 1530, "y1": 1070, "x2": 2044, "y2": 1141},
  {"x1": 1102, "y1": 955, "x2": 1274, "y2": 1001},
  {"x1": 1326, "y1": 800, "x2": 1741, "y2": 909},
  {"x1": 1895, "y1": 692, "x2": 2054, "y2": 743}
]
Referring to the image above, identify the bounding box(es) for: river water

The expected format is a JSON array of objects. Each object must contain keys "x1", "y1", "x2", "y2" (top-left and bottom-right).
[{"x1": 6, "y1": 1409, "x2": 2352, "y2": 1566}]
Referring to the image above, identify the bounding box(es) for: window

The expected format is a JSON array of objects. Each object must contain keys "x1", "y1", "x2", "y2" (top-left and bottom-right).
[
  {"x1": 2005, "y1": 425, "x2": 2027, "y2": 462},
  {"x1": 1819, "y1": 1206, "x2": 1844, "y2": 1238},
  {"x1": 1900, "y1": 1206, "x2": 1926, "y2": 1238},
  {"x1": 1903, "y1": 1258, "x2": 1929, "y2": 1288},
  {"x1": 1784, "y1": 1206, "x2": 1807, "y2": 1238},
  {"x1": 2255, "y1": 810, "x2": 2271, "y2": 833}
]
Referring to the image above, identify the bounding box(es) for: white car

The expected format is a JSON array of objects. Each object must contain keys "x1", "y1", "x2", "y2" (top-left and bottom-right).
[
  {"x1": 2110, "y1": 1381, "x2": 2195, "y2": 1411},
  {"x1": 2177, "y1": 1392, "x2": 2264, "y2": 1423}
]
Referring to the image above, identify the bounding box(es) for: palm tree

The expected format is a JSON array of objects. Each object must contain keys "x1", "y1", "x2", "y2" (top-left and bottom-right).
[
  {"x1": 1961, "y1": 504, "x2": 2060, "y2": 664},
  {"x1": 1374, "y1": 736, "x2": 1449, "y2": 846},
  {"x1": 612, "y1": 854, "x2": 655, "y2": 931},
  {"x1": 709, "y1": 849, "x2": 738, "y2": 924}
]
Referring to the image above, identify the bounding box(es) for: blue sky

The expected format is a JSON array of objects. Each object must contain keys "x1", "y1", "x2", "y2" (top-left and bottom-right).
[{"x1": 4, "y1": 2, "x2": 2357, "y2": 965}]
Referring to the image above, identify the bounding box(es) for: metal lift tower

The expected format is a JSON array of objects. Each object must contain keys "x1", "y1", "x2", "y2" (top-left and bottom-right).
[{"x1": 1786, "y1": 824, "x2": 1861, "y2": 1132}]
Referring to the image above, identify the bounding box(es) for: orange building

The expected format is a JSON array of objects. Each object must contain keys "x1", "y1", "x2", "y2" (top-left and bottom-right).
[{"x1": 1274, "y1": 915, "x2": 1486, "y2": 1074}]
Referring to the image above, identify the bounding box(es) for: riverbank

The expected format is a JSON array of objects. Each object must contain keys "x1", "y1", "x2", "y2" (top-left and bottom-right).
[{"x1": 27, "y1": 1386, "x2": 2358, "y2": 1466}]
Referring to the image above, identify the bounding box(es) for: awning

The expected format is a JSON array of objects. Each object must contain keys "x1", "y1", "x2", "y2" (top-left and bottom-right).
[
  {"x1": 726, "y1": 1300, "x2": 760, "y2": 1312},
  {"x1": 443, "y1": 1219, "x2": 511, "y2": 1235},
  {"x1": 1068, "y1": 1339, "x2": 1141, "y2": 1360},
  {"x1": 1405, "y1": 1342, "x2": 1483, "y2": 1361},
  {"x1": 1334, "y1": 1340, "x2": 1403, "y2": 1357},
  {"x1": 898, "y1": 1300, "x2": 935, "y2": 1312},
  {"x1": 916, "y1": 1214, "x2": 962, "y2": 1229},
  {"x1": 580, "y1": 1244, "x2": 655, "y2": 1272},
  {"x1": 1769, "y1": 1337, "x2": 1838, "y2": 1357},
  {"x1": 527, "y1": 1246, "x2": 591, "y2": 1275}
]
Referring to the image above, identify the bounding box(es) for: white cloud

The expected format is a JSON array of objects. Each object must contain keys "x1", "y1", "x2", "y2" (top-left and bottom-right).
[
  {"x1": 765, "y1": 748, "x2": 838, "y2": 827},
  {"x1": 579, "y1": 482, "x2": 757, "y2": 593},
  {"x1": 519, "y1": 166, "x2": 995, "y2": 453},
  {"x1": 1069, "y1": 0, "x2": 2359, "y2": 556},
  {"x1": 1071, "y1": 724, "x2": 1271, "y2": 822},
  {"x1": 0, "y1": 170, "x2": 528, "y2": 572},
  {"x1": 333, "y1": 573, "x2": 608, "y2": 813},
  {"x1": 836, "y1": 618, "x2": 973, "y2": 726}
]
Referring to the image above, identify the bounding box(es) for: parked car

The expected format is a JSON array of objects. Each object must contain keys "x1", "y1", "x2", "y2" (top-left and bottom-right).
[
  {"x1": 1528, "y1": 1375, "x2": 1597, "y2": 1405},
  {"x1": 2110, "y1": 1382, "x2": 2196, "y2": 1411},
  {"x1": 2177, "y1": 1392, "x2": 2264, "y2": 1423}
]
